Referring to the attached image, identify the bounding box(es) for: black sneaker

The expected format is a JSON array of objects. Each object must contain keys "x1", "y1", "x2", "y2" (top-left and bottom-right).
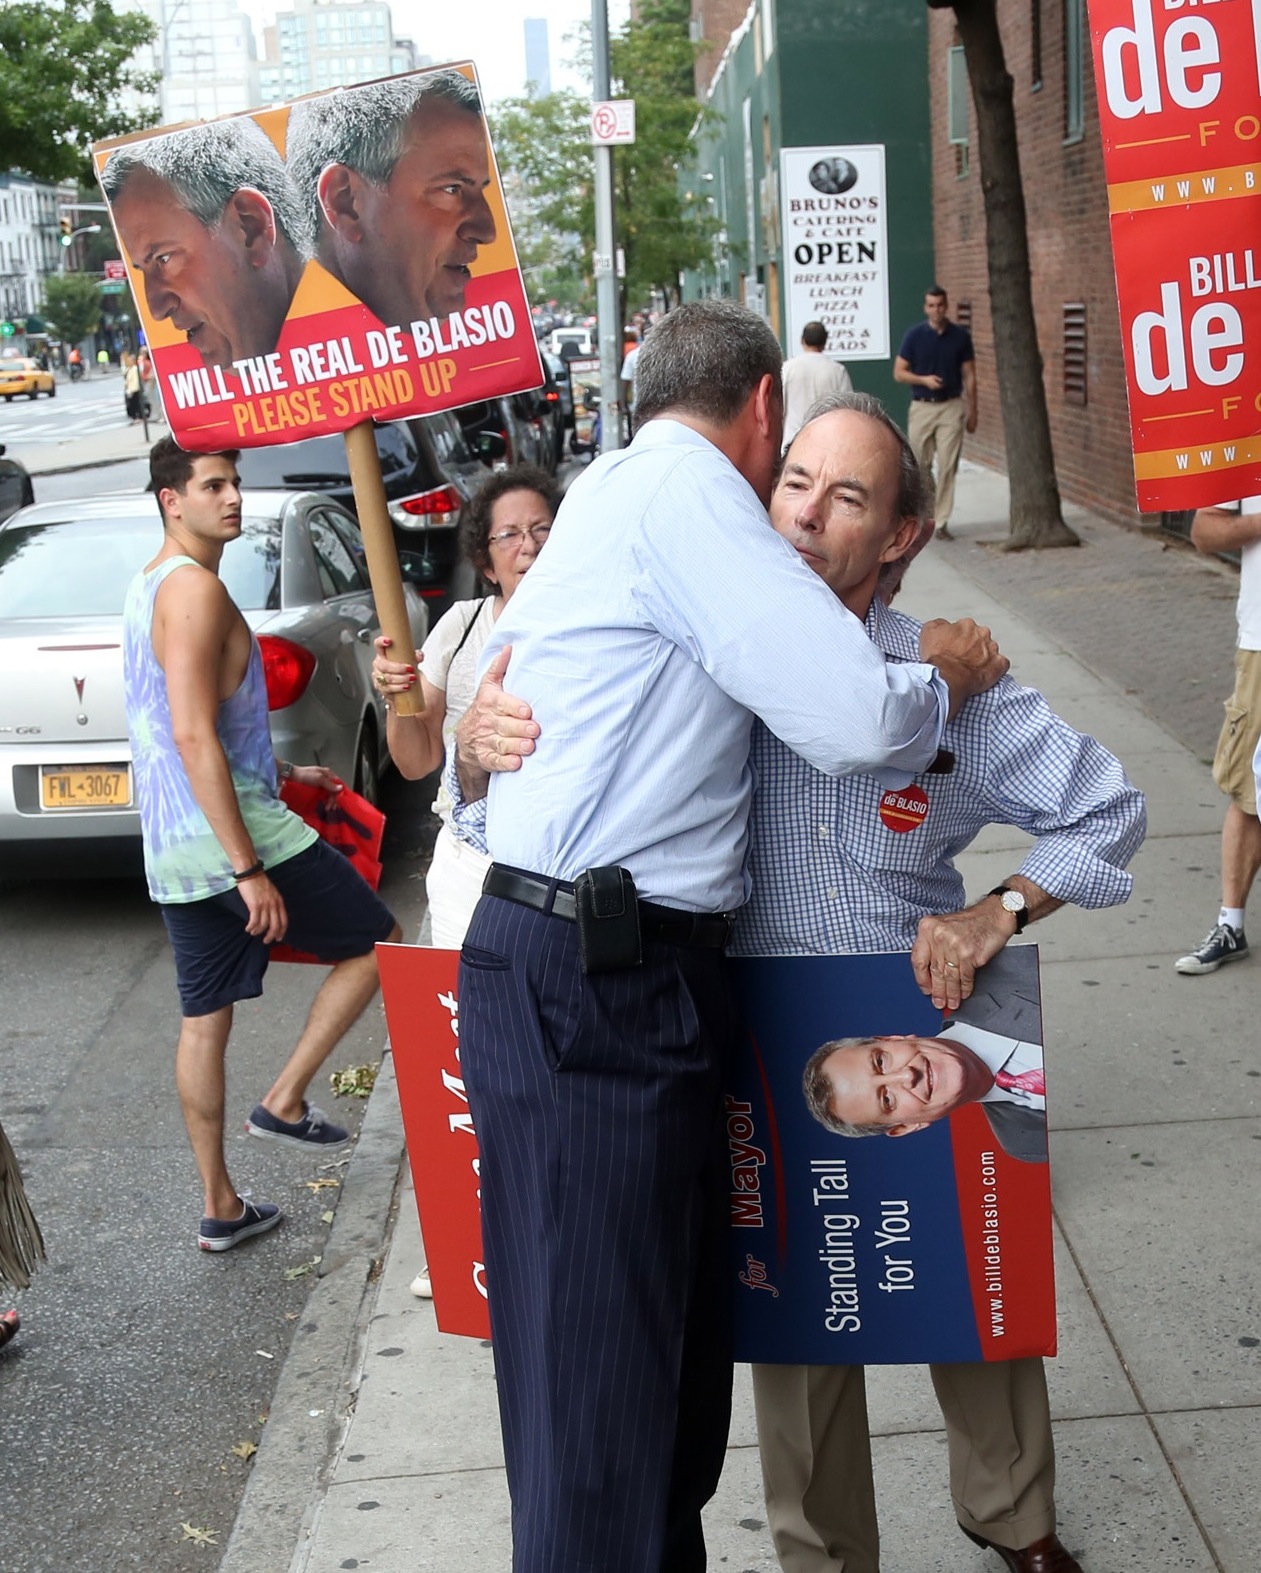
[
  {"x1": 1175, "y1": 922, "x2": 1248, "y2": 975},
  {"x1": 245, "y1": 1102, "x2": 350, "y2": 1149},
  {"x1": 198, "y1": 1197, "x2": 283, "y2": 1253}
]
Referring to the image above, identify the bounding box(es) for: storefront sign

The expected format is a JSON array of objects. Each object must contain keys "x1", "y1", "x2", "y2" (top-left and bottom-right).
[{"x1": 780, "y1": 144, "x2": 889, "y2": 361}]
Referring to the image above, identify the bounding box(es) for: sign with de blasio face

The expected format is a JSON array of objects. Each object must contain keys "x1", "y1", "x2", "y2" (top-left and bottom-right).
[
  {"x1": 1089, "y1": 0, "x2": 1261, "y2": 509},
  {"x1": 92, "y1": 63, "x2": 542, "y2": 452},
  {"x1": 728, "y1": 949, "x2": 1056, "y2": 1365}
]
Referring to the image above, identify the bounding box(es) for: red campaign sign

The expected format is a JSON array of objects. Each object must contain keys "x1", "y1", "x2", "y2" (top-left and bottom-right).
[
  {"x1": 91, "y1": 63, "x2": 542, "y2": 453},
  {"x1": 1088, "y1": 0, "x2": 1261, "y2": 509},
  {"x1": 377, "y1": 944, "x2": 490, "y2": 1339}
]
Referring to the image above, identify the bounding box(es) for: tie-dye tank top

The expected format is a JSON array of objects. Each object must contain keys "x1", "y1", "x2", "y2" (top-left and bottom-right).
[{"x1": 122, "y1": 556, "x2": 316, "y2": 904}]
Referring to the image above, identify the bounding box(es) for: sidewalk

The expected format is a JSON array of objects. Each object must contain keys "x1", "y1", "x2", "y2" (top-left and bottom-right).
[{"x1": 223, "y1": 463, "x2": 1260, "y2": 1573}]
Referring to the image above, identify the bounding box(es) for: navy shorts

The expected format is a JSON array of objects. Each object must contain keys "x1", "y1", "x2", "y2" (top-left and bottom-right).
[{"x1": 161, "y1": 838, "x2": 398, "y2": 1018}]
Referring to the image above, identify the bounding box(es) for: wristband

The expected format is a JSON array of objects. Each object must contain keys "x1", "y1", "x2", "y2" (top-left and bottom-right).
[
  {"x1": 233, "y1": 860, "x2": 266, "y2": 883},
  {"x1": 277, "y1": 759, "x2": 294, "y2": 782}
]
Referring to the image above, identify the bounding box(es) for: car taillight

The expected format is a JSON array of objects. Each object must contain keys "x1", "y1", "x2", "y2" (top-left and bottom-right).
[
  {"x1": 543, "y1": 390, "x2": 560, "y2": 403},
  {"x1": 258, "y1": 635, "x2": 315, "y2": 711},
  {"x1": 397, "y1": 485, "x2": 463, "y2": 519}
]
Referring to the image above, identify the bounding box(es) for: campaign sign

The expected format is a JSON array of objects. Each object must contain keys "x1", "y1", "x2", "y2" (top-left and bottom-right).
[
  {"x1": 377, "y1": 944, "x2": 490, "y2": 1339},
  {"x1": 1088, "y1": 0, "x2": 1261, "y2": 509},
  {"x1": 91, "y1": 63, "x2": 542, "y2": 452},
  {"x1": 728, "y1": 948, "x2": 1056, "y2": 1365}
]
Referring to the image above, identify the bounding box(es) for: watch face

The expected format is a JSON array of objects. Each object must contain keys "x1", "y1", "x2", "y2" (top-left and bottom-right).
[{"x1": 1001, "y1": 890, "x2": 1026, "y2": 913}]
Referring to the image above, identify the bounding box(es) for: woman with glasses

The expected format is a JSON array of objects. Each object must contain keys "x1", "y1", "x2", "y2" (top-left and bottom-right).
[
  {"x1": 373, "y1": 463, "x2": 560, "y2": 1297},
  {"x1": 374, "y1": 463, "x2": 561, "y2": 947}
]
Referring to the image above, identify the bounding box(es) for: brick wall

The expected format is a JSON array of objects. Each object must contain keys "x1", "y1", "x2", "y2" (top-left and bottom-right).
[
  {"x1": 691, "y1": 0, "x2": 754, "y2": 98},
  {"x1": 928, "y1": 6, "x2": 1147, "y2": 530}
]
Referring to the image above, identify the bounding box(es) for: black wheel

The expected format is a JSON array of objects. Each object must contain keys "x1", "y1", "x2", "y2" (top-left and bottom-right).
[
  {"x1": 27, "y1": 389, "x2": 37, "y2": 400},
  {"x1": 353, "y1": 719, "x2": 381, "y2": 808},
  {"x1": 3, "y1": 395, "x2": 11, "y2": 402},
  {"x1": 46, "y1": 383, "x2": 56, "y2": 398}
]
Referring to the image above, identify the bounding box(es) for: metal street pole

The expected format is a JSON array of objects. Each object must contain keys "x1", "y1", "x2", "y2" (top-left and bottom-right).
[{"x1": 591, "y1": 0, "x2": 622, "y2": 452}]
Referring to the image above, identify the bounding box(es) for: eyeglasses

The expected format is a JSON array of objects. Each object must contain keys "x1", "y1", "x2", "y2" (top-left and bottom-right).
[{"x1": 488, "y1": 523, "x2": 553, "y2": 549}]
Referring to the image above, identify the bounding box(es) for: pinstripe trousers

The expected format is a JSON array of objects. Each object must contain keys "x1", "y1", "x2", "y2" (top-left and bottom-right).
[{"x1": 459, "y1": 894, "x2": 736, "y2": 1573}]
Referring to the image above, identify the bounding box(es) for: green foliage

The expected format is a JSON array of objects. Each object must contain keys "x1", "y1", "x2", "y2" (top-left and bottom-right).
[
  {"x1": 610, "y1": 0, "x2": 716, "y2": 306},
  {"x1": 492, "y1": 0, "x2": 714, "y2": 312},
  {"x1": 41, "y1": 271, "x2": 102, "y2": 346},
  {"x1": 0, "y1": 0, "x2": 159, "y2": 184},
  {"x1": 492, "y1": 91, "x2": 595, "y2": 312}
]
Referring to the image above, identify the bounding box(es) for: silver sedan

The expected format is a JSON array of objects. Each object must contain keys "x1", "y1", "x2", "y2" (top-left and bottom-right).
[{"x1": 0, "y1": 489, "x2": 428, "y2": 871}]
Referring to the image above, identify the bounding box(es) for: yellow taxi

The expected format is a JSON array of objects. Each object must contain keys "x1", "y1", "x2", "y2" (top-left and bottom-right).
[{"x1": 0, "y1": 357, "x2": 56, "y2": 401}]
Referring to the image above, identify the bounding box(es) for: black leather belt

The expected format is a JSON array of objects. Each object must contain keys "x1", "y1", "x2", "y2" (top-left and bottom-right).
[
  {"x1": 912, "y1": 392, "x2": 960, "y2": 404},
  {"x1": 483, "y1": 864, "x2": 733, "y2": 950}
]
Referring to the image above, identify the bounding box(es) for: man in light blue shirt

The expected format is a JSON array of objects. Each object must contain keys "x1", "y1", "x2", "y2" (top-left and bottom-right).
[{"x1": 450, "y1": 302, "x2": 1010, "y2": 1573}]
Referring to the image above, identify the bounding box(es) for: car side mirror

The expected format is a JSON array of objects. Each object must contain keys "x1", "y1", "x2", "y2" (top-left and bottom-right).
[{"x1": 476, "y1": 431, "x2": 507, "y2": 463}]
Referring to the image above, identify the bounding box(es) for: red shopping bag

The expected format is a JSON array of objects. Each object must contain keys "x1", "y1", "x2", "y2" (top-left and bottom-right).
[{"x1": 269, "y1": 779, "x2": 385, "y2": 964}]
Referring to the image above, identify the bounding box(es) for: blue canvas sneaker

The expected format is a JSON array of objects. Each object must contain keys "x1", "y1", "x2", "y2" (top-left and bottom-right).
[
  {"x1": 198, "y1": 1197, "x2": 282, "y2": 1253},
  {"x1": 245, "y1": 1102, "x2": 350, "y2": 1149},
  {"x1": 1175, "y1": 922, "x2": 1248, "y2": 975}
]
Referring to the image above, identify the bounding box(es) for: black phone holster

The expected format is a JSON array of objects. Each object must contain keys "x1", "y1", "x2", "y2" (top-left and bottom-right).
[{"x1": 574, "y1": 865, "x2": 643, "y2": 974}]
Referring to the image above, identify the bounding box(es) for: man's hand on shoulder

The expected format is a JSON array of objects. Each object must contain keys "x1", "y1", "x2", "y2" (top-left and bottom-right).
[
  {"x1": 919, "y1": 617, "x2": 1008, "y2": 719},
  {"x1": 455, "y1": 647, "x2": 539, "y2": 803},
  {"x1": 238, "y1": 874, "x2": 288, "y2": 943}
]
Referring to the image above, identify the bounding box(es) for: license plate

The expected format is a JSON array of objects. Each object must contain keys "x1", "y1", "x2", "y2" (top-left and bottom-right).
[{"x1": 40, "y1": 764, "x2": 133, "y2": 811}]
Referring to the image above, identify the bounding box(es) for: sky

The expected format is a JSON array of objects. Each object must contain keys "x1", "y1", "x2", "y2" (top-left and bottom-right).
[{"x1": 236, "y1": 0, "x2": 631, "y2": 105}]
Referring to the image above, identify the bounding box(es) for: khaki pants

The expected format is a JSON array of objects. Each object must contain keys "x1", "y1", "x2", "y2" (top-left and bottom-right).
[
  {"x1": 908, "y1": 397, "x2": 967, "y2": 527},
  {"x1": 752, "y1": 1357, "x2": 1056, "y2": 1572}
]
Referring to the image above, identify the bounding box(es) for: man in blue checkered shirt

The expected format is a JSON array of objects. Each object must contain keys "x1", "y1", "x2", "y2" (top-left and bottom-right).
[{"x1": 740, "y1": 395, "x2": 1144, "y2": 1573}]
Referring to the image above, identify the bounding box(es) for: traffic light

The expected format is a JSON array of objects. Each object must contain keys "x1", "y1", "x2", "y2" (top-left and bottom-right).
[
  {"x1": 0, "y1": 321, "x2": 14, "y2": 338},
  {"x1": 59, "y1": 216, "x2": 73, "y2": 247}
]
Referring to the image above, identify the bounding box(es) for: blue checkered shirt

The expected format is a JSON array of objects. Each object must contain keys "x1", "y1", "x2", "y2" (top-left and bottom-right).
[{"x1": 731, "y1": 598, "x2": 1146, "y2": 956}]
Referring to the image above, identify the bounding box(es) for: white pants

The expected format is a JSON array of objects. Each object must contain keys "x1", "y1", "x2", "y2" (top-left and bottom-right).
[{"x1": 425, "y1": 822, "x2": 492, "y2": 949}]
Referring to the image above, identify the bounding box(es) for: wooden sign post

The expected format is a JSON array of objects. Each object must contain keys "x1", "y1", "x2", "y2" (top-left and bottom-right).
[{"x1": 343, "y1": 421, "x2": 424, "y2": 717}]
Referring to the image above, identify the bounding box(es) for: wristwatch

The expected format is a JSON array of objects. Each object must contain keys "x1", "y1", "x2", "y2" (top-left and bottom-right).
[{"x1": 988, "y1": 884, "x2": 1029, "y2": 933}]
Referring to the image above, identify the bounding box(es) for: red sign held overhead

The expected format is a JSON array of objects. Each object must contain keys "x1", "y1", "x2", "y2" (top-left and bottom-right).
[{"x1": 1089, "y1": 0, "x2": 1261, "y2": 510}]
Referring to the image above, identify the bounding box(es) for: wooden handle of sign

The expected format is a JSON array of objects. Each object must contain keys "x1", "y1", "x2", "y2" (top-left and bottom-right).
[{"x1": 343, "y1": 421, "x2": 424, "y2": 718}]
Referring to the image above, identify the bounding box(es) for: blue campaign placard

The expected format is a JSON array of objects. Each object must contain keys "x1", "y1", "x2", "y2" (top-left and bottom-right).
[{"x1": 726, "y1": 948, "x2": 1056, "y2": 1365}]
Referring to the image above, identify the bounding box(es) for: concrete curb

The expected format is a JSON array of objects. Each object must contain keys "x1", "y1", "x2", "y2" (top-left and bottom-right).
[{"x1": 217, "y1": 1052, "x2": 406, "y2": 1573}]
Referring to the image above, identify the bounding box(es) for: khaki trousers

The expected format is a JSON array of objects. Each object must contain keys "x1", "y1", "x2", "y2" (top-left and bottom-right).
[
  {"x1": 752, "y1": 1357, "x2": 1056, "y2": 1572},
  {"x1": 907, "y1": 397, "x2": 967, "y2": 527}
]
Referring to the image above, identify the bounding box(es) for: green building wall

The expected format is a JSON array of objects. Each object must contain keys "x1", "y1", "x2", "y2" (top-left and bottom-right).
[{"x1": 683, "y1": 0, "x2": 935, "y2": 396}]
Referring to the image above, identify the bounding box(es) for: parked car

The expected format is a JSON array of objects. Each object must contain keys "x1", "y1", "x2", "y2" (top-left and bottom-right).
[
  {"x1": 456, "y1": 395, "x2": 556, "y2": 474},
  {"x1": 0, "y1": 358, "x2": 56, "y2": 401},
  {"x1": 530, "y1": 360, "x2": 567, "y2": 469},
  {"x1": 236, "y1": 412, "x2": 501, "y2": 619},
  {"x1": 0, "y1": 445, "x2": 34, "y2": 524},
  {"x1": 0, "y1": 491, "x2": 428, "y2": 873},
  {"x1": 547, "y1": 327, "x2": 593, "y2": 358},
  {"x1": 543, "y1": 350, "x2": 574, "y2": 428}
]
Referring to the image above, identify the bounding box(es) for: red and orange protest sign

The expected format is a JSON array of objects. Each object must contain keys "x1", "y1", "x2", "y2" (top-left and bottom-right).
[
  {"x1": 91, "y1": 63, "x2": 542, "y2": 452},
  {"x1": 1089, "y1": 0, "x2": 1261, "y2": 510}
]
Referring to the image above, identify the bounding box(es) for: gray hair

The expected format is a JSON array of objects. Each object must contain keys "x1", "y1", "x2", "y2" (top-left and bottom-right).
[
  {"x1": 101, "y1": 117, "x2": 313, "y2": 259},
  {"x1": 802, "y1": 1038, "x2": 886, "y2": 1139},
  {"x1": 286, "y1": 69, "x2": 483, "y2": 235},
  {"x1": 633, "y1": 299, "x2": 783, "y2": 428}
]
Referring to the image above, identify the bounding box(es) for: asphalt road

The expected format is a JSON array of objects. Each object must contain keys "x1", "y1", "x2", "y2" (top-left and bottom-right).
[
  {"x1": 0, "y1": 371, "x2": 135, "y2": 449},
  {"x1": 0, "y1": 770, "x2": 439, "y2": 1573}
]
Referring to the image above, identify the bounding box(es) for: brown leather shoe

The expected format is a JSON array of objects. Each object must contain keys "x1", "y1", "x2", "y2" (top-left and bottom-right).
[{"x1": 960, "y1": 1525, "x2": 1083, "y2": 1572}]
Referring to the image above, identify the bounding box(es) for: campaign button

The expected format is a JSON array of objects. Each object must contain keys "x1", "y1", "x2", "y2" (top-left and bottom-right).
[{"x1": 879, "y1": 784, "x2": 929, "y2": 833}]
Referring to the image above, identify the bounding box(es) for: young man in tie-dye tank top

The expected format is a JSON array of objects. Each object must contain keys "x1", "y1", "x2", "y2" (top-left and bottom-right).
[{"x1": 123, "y1": 438, "x2": 399, "y2": 1252}]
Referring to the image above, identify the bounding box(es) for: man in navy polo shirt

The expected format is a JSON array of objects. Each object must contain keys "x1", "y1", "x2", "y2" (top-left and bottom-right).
[{"x1": 894, "y1": 285, "x2": 977, "y2": 539}]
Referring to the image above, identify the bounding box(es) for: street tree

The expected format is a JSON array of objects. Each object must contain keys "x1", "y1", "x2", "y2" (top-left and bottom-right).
[
  {"x1": 492, "y1": 91, "x2": 595, "y2": 312},
  {"x1": 928, "y1": 0, "x2": 1078, "y2": 549},
  {"x1": 41, "y1": 273, "x2": 102, "y2": 349},
  {"x1": 493, "y1": 1, "x2": 714, "y2": 316},
  {"x1": 609, "y1": 0, "x2": 715, "y2": 309},
  {"x1": 0, "y1": 0, "x2": 158, "y2": 184}
]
